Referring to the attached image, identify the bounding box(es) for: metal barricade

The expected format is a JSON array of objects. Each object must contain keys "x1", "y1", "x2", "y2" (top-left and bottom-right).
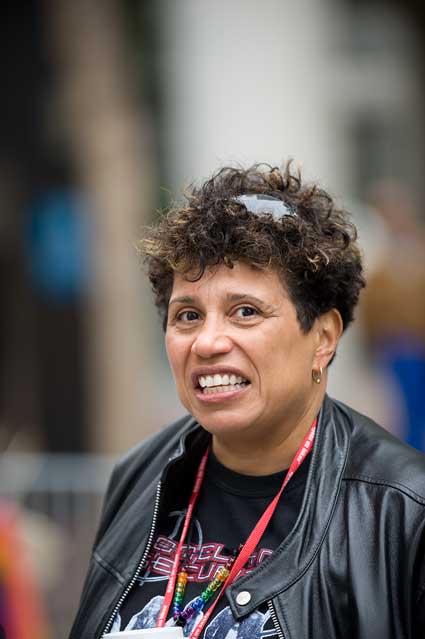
[{"x1": 0, "y1": 453, "x2": 116, "y2": 637}]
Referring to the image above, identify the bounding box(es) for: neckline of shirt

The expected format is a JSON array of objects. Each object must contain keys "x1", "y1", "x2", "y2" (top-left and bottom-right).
[{"x1": 204, "y1": 449, "x2": 311, "y2": 498}]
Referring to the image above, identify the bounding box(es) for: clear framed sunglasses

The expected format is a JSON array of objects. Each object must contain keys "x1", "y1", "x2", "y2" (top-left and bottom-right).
[{"x1": 233, "y1": 194, "x2": 296, "y2": 220}]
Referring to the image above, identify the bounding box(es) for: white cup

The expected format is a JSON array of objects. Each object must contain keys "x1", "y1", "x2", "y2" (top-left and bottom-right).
[{"x1": 103, "y1": 627, "x2": 184, "y2": 639}]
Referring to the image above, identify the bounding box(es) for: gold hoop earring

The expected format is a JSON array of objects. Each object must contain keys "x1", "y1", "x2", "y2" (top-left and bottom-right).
[{"x1": 312, "y1": 366, "x2": 323, "y2": 384}]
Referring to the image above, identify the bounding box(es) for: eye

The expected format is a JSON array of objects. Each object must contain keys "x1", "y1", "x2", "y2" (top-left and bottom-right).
[
  {"x1": 176, "y1": 310, "x2": 200, "y2": 322},
  {"x1": 234, "y1": 306, "x2": 259, "y2": 318}
]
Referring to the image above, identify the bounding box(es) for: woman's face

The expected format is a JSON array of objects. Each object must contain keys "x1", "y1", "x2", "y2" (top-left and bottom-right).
[{"x1": 166, "y1": 262, "x2": 324, "y2": 443}]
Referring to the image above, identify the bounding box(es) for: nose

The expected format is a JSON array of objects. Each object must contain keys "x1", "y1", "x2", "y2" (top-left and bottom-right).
[{"x1": 191, "y1": 318, "x2": 233, "y2": 358}]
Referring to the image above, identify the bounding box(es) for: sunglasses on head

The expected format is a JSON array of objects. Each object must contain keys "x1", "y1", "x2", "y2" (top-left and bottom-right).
[{"x1": 233, "y1": 194, "x2": 296, "y2": 220}]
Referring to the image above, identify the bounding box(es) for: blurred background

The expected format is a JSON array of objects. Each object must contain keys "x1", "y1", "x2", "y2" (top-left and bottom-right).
[{"x1": 0, "y1": 0, "x2": 424, "y2": 636}]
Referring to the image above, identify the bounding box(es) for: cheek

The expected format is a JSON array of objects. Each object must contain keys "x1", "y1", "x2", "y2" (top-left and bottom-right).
[
  {"x1": 166, "y1": 336, "x2": 193, "y2": 411},
  {"x1": 165, "y1": 334, "x2": 179, "y2": 375},
  {"x1": 165, "y1": 334, "x2": 189, "y2": 380},
  {"x1": 260, "y1": 334, "x2": 312, "y2": 385},
  {"x1": 165, "y1": 333, "x2": 171, "y2": 359}
]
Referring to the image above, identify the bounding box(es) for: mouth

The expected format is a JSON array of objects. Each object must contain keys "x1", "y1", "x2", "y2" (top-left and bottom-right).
[{"x1": 193, "y1": 371, "x2": 251, "y2": 397}]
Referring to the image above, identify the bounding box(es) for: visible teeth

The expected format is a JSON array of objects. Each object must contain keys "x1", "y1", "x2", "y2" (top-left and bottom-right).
[
  {"x1": 202, "y1": 382, "x2": 247, "y2": 395},
  {"x1": 198, "y1": 373, "x2": 248, "y2": 388},
  {"x1": 198, "y1": 373, "x2": 247, "y2": 388}
]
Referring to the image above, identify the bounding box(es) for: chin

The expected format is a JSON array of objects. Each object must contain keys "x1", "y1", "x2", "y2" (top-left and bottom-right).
[{"x1": 192, "y1": 410, "x2": 255, "y2": 438}]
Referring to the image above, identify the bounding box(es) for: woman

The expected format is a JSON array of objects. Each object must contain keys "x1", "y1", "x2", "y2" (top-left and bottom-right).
[{"x1": 70, "y1": 163, "x2": 425, "y2": 639}]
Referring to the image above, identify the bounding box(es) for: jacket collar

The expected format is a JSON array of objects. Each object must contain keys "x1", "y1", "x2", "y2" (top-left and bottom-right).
[{"x1": 225, "y1": 394, "x2": 351, "y2": 618}]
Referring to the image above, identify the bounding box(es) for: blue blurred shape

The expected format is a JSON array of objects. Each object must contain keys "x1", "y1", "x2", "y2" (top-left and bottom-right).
[{"x1": 27, "y1": 190, "x2": 91, "y2": 301}]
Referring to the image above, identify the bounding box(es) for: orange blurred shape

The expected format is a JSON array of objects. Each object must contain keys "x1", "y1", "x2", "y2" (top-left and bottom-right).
[{"x1": 0, "y1": 500, "x2": 49, "y2": 639}]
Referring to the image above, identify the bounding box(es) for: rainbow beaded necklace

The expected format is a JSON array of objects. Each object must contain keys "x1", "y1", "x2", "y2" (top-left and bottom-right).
[{"x1": 172, "y1": 546, "x2": 241, "y2": 626}]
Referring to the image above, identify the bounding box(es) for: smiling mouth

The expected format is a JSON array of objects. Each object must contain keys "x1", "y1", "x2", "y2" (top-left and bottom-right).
[{"x1": 196, "y1": 373, "x2": 251, "y2": 395}]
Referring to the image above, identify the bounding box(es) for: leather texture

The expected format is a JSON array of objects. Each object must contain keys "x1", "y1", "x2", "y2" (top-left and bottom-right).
[{"x1": 69, "y1": 396, "x2": 425, "y2": 639}]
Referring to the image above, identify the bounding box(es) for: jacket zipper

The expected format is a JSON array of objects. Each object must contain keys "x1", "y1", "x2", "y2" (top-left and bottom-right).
[
  {"x1": 267, "y1": 599, "x2": 285, "y2": 639},
  {"x1": 100, "y1": 480, "x2": 163, "y2": 637}
]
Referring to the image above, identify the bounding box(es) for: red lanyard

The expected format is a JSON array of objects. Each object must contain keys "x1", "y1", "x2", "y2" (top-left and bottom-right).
[
  {"x1": 156, "y1": 448, "x2": 209, "y2": 627},
  {"x1": 156, "y1": 418, "x2": 317, "y2": 637}
]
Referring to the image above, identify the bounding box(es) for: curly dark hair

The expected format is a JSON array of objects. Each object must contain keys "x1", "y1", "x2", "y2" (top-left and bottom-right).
[{"x1": 141, "y1": 162, "x2": 365, "y2": 333}]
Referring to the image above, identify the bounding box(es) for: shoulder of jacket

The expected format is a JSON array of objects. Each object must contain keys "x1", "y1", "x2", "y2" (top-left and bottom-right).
[
  {"x1": 330, "y1": 397, "x2": 425, "y2": 503},
  {"x1": 118, "y1": 415, "x2": 197, "y2": 464},
  {"x1": 114, "y1": 412, "x2": 198, "y2": 476},
  {"x1": 91, "y1": 413, "x2": 200, "y2": 546},
  {"x1": 103, "y1": 413, "x2": 198, "y2": 503}
]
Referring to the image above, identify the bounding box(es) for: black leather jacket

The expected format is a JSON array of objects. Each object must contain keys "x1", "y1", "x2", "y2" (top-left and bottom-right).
[{"x1": 70, "y1": 396, "x2": 425, "y2": 639}]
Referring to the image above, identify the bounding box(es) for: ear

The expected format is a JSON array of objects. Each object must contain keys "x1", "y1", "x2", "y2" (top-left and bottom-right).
[{"x1": 312, "y1": 309, "x2": 343, "y2": 370}]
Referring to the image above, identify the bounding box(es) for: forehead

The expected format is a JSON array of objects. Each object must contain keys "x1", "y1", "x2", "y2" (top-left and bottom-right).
[{"x1": 169, "y1": 262, "x2": 290, "y2": 304}]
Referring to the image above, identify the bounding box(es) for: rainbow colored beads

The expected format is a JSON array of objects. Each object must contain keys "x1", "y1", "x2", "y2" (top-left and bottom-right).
[
  {"x1": 172, "y1": 570, "x2": 188, "y2": 620},
  {"x1": 202, "y1": 567, "x2": 229, "y2": 601},
  {"x1": 174, "y1": 566, "x2": 230, "y2": 625}
]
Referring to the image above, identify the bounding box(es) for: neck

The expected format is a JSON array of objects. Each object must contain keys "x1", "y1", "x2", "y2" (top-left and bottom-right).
[{"x1": 212, "y1": 392, "x2": 324, "y2": 475}]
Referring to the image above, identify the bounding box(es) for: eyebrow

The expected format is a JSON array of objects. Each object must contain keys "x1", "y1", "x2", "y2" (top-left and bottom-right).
[{"x1": 168, "y1": 292, "x2": 274, "y2": 310}]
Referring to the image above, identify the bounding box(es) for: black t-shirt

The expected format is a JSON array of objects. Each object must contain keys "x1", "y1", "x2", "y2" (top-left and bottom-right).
[{"x1": 112, "y1": 450, "x2": 310, "y2": 638}]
